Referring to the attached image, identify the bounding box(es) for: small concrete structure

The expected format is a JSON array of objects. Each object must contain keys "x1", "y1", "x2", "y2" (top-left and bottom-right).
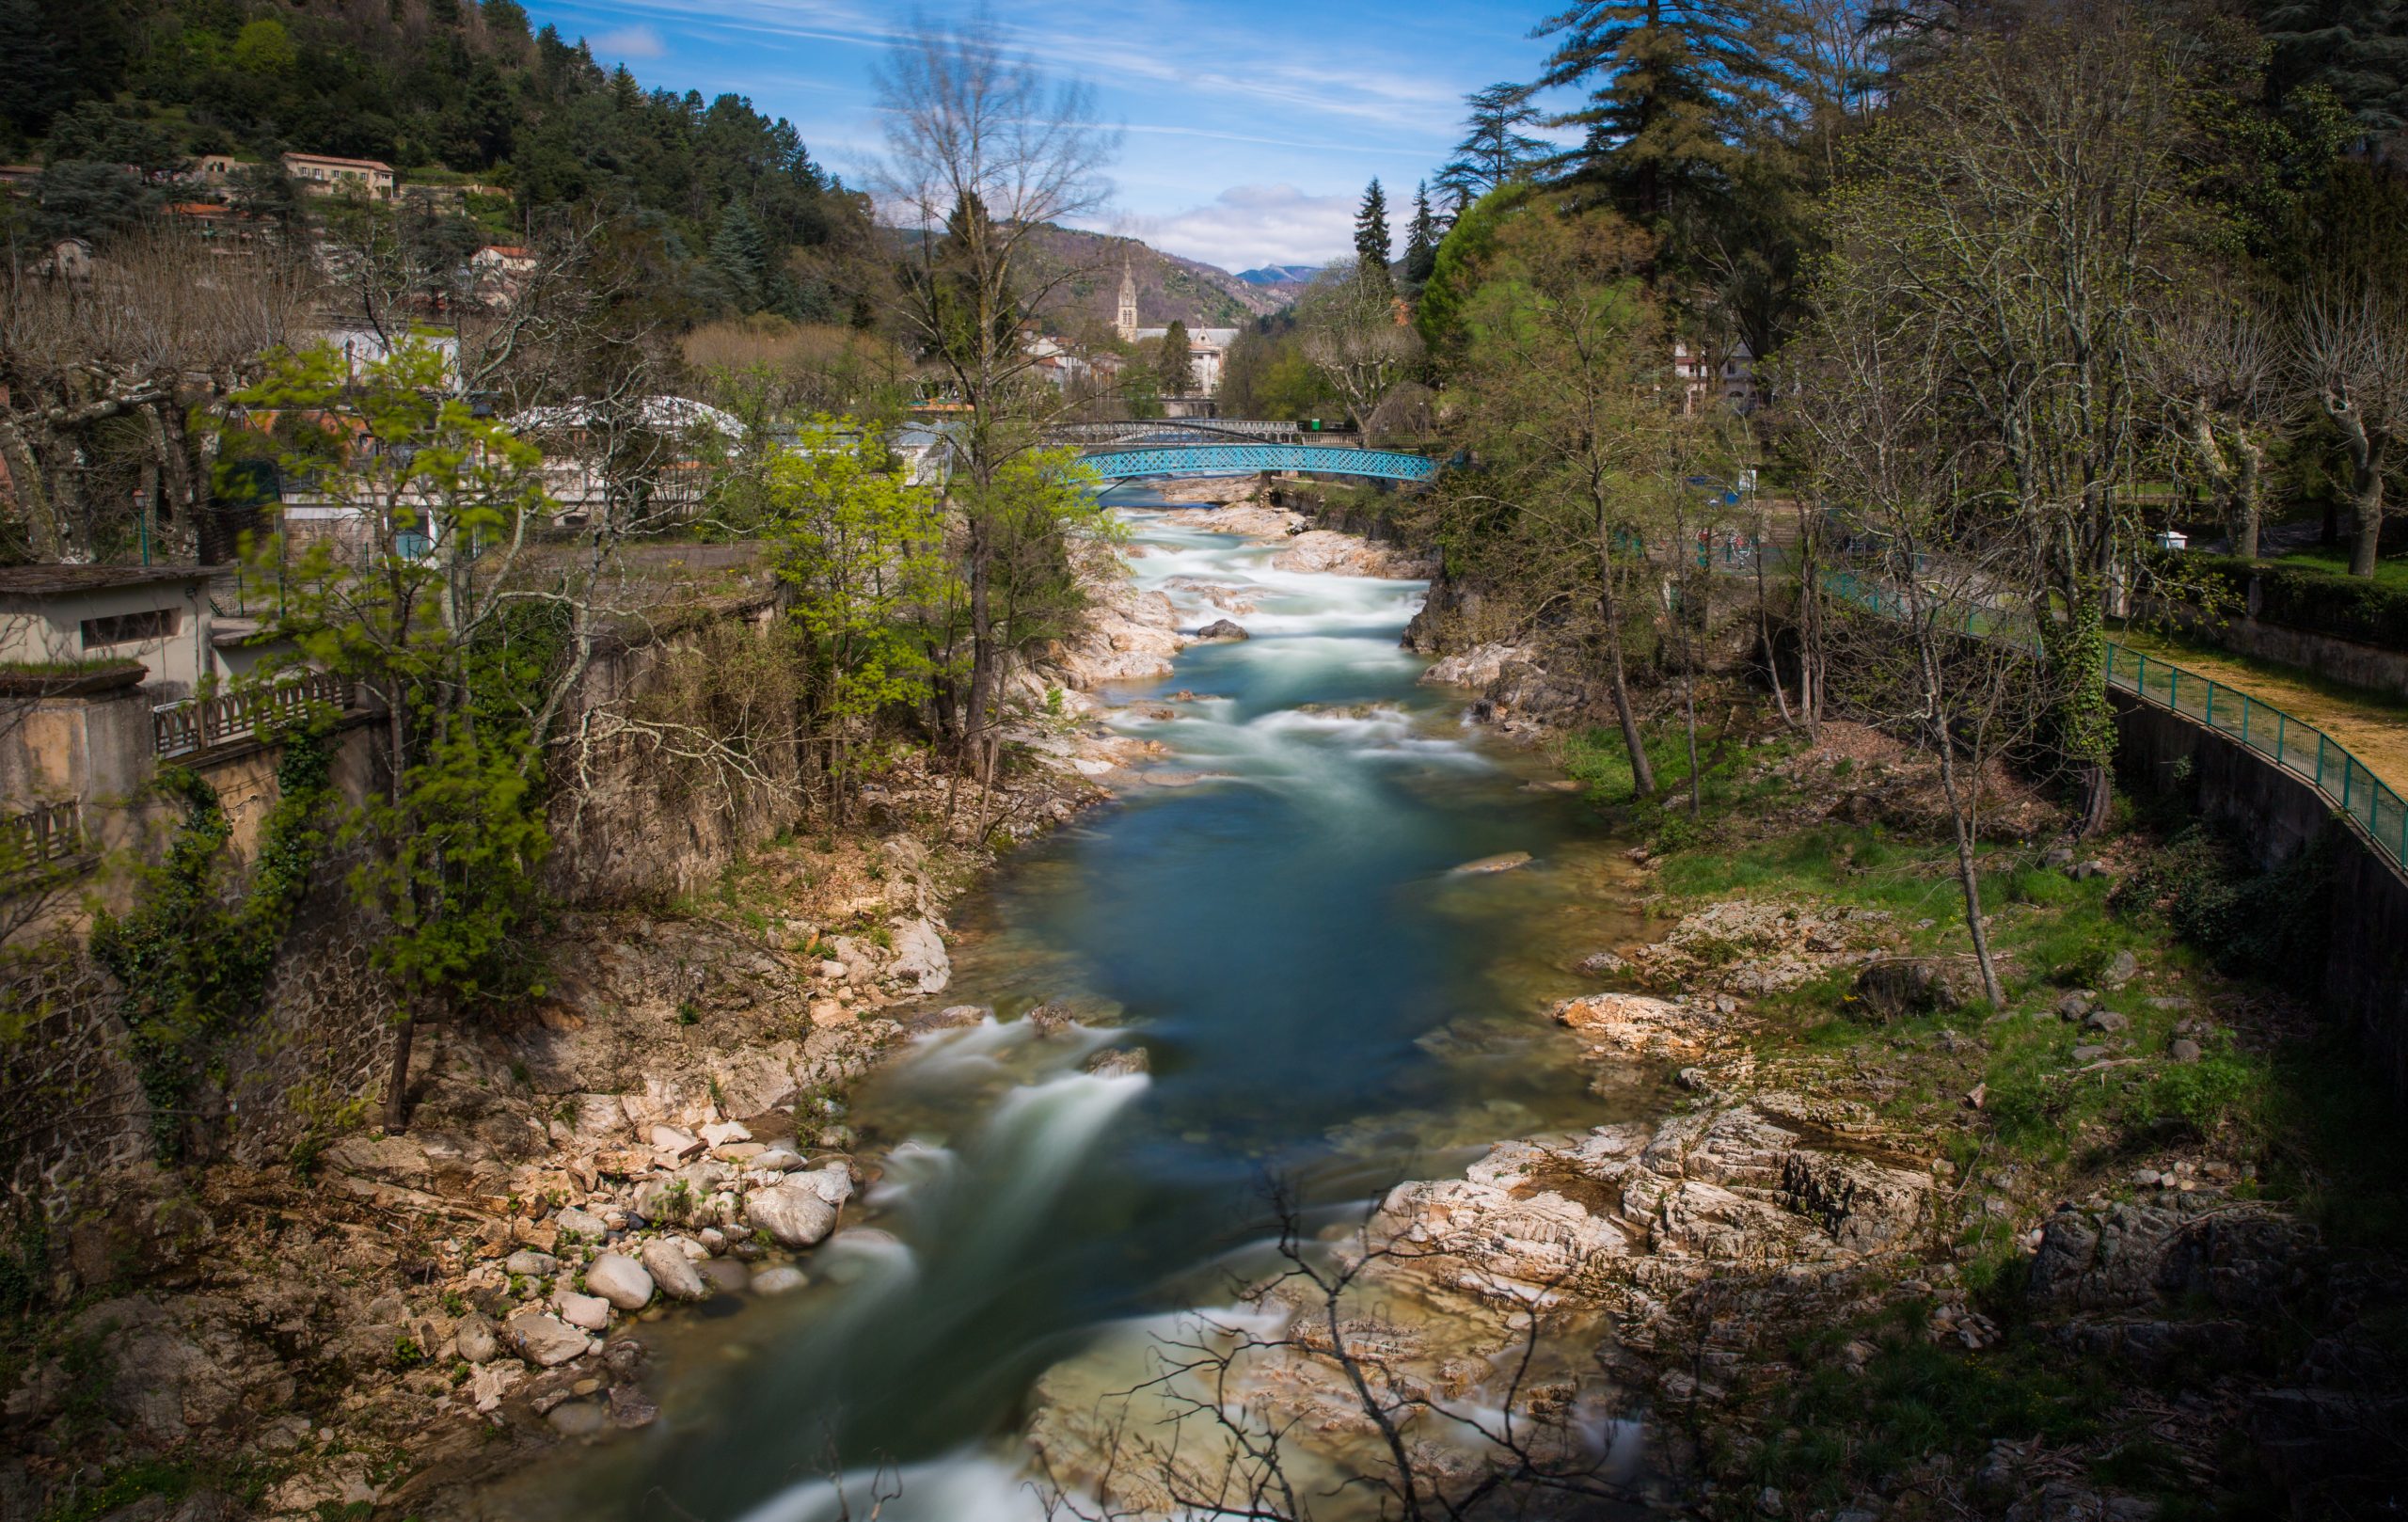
[{"x1": 0, "y1": 565, "x2": 217, "y2": 697}]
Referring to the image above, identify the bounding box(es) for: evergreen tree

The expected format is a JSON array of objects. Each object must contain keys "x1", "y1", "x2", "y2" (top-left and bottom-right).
[
  {"x1": 1404, "y1": 181, "x2": 1442, "y2": 290},
  {"x1": 1158, "y1": 319, "x2": 1196, "y2": 393},
  {"x1": 710, "y1": 197, "x2": 770, "y2": 310},
  {"x1": 1438, "y1": 81, "x2": 1550, "y2": 207},
  {"x1": 1535, "y1": 0, "x2": 1798, "y2": 219},
  {"x1": 1354, "y1": 177, "x2": 1392, "y2": 290}
]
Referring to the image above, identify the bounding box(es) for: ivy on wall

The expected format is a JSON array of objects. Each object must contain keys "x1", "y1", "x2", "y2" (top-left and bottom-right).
[{"x1": 89, "y1": 727, "x2": 336, "y2": 1160}]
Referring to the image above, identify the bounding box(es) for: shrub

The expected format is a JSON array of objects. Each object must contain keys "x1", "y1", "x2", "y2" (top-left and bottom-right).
[{"x1": 2177, "y1": 551, "x2": 2408, "y2": 649}]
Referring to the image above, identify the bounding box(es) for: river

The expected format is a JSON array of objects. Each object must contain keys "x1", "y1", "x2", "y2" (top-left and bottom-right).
[{"x1": 500, "y1": 485, "x2": 1660, "y2": 1521}]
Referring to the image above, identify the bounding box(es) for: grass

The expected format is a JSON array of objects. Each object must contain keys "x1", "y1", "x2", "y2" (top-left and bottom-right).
[{"x1": 2274, "y1": 547, "x2": 2408, "y2": 591}]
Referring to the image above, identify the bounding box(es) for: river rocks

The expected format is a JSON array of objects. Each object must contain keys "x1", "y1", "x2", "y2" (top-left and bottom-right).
[
  {"x1": 1551, "y1": 991, "x2": 1714, "y2": 1059},
  {"x1": 1617, "y1": 898, "x2": 1885, "y2": 996},
  {"x1": 554, "y1": 1290, "x2": 611, "y2": 1332},
  {"x1": 746, "y1": 1182, "x2": 839, "y2": 1248},
  {"x1": 1193, "y1": 618, "x2": 1249, "y2": 640},
  {"x1": 1269, "y1": 529, "x2": 1434, "y2": 579},
  {"x1": 454, "y1": 1315, "x2": 498, "y2": 1364},
  {"x1": 888, "y1": 918, "x2": 952, "y2": 995},
  {"x1": 552, "y1": 1206, "x2": 610, "y2": 1243},
  {"x1": 1850, "y1": 957, "x2": 1980, "y2": 1022},
  {"x1": 2028, "y1": 1197, "x2": 2316, "y2": 1314},
  {"x1": 1450, "y1": 850, "x2": 1532, "y2": 875},
  {"x1": 697, "y1": 1258, "x2": 751, "y2": 1295},
  {"x1": 1084, "y1": 1046, "x2": 1150, "y2": 1078},
  {"x1": 647, "y1": 1125, "x2": 705, "y2": 1160},
  {"x1": 751, "y1": 1265, "x2": 808, "y2": 1295},
  {"x1": 1419, "y1": 642, "x2": 1528, "y2": 690},
  {"x1": 506, "y1": 1311, "x2": 590, "y2": 1368},
  {"x1": 503, "y1": 1250, "x2": 558, "y2": 1278},
  {"x1": 584, "y1": 1253, "x2": 654, "y2": 1311},
  {"x1": 1777, "y1": 1149, "x2": 1932, "y2": 1251},
  {"x1": 638, "y1": 1240, "x2": 711, "y2": 1302},
  {"x1": 699, "y1": 1120, "x2": 752, "y2": 1148},
  {"x1": 751, "y1": 1147, "x2": 806, "y2": 1172}
]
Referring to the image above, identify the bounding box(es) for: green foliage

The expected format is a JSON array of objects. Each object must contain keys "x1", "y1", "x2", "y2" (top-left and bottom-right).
[
  {"x1": 2116, "y1": 822, "x2": 2334, "y2": 982},
  {"x1": 89, "y1": 730, "x2": 335, "y2": 1160},
  {"x1": 1414, "y1": 181, "x2": 1534, "y2": 356},
  {"x1": 2178, "y1": 549, "x2": 2408, "y2": 647}
]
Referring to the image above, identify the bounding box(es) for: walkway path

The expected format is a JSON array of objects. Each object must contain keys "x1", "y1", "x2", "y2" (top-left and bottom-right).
[{"x1": 2112, "y1": 625, "x2": 2408, "y2": 795}]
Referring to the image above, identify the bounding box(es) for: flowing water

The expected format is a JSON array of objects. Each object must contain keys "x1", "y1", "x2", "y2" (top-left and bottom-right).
[{"x1": 499, "y1": 486, "x2": 1660, "y2": 1521}]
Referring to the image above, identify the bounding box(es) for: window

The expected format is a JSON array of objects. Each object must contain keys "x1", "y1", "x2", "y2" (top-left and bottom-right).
[{"x1": 81, "y1": 609, "x2": 179, "y2": 648}]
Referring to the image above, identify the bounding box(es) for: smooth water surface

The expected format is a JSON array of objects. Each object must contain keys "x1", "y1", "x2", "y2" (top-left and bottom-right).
[{"x1": 500, "y1": 487, "x2": 1656, "y2": 1522}]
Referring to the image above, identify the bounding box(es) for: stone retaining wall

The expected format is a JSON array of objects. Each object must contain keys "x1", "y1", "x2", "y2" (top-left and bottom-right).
[{"x1": 2111, "y1": 690, "x2": 2408, "y2": 1098}]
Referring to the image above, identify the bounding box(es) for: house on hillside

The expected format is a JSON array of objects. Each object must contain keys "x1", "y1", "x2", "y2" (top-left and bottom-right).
[
  {"x1": 471, "y1": 245, "x2": 537, "y2": 309},
  {"x1": 281, "y1": 153, "x2": 395, "y2": 200},
  {"x1": 1673, "y1": 340, "x2": 1760, "y2": 413}
]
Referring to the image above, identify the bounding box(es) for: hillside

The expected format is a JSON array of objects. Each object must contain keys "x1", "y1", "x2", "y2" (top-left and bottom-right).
[
  {"x1": 1, "y1": 0, "x2": 853, "y2": 320},
  {"x1": 1021, "y1": 227, "x2": 1290, "y2": 330}
]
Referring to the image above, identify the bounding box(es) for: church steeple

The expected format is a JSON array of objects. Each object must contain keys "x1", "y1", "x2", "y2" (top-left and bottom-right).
[{"x1": 1116, "y1": 257, "x2": 1138, "y2": 342}]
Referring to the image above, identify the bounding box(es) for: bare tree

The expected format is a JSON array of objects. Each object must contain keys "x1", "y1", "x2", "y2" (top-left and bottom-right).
[
  {"x1": 1032, "y1": 1179, "x2": 1638, "y2": 1522},
  {"x1": 0, "y1": 230, "x2": 318, "y2": 561},
  {"x1": 2292, "y1": 281, "x2": 2408, "y2": 579},
  {"x1": 2146, "y1": 284, "x2": 2289, "y2": 562},
  {"x1": 1295, "y1": 262, "x2": 1421, "y2": 427},
  {"x1": 863, "y1": 15, "x2": 1120, "y2": 759},
  {"x1": 1813, "y1": 13, "x2": 2208, "y2": 835},
  {"x1": 1789, "y1": 265, "x2": 2053, "y2": 1007}
]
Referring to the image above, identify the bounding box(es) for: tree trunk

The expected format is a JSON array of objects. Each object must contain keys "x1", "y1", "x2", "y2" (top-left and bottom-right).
[
  {"x1": 1600, "y1": 591, "x2": 1655, "y2": 799},
  {"x1": 2349, "y1": 456, "x2": 2385, "y2": 579},
  {"x1": 2234, "y1": 436, "x2": 2264, "y2": 563}
]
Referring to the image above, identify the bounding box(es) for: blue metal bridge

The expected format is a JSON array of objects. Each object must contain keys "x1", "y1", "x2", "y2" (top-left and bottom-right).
[{"x1": 1050, "y1": 422, "x2": 1439, "y2": 486}]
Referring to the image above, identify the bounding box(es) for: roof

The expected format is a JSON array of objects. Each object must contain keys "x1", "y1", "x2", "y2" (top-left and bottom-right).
[
  {"x1": 283, "y1": 152, "x2": 393, "y2": 172},
  {"x1": 0, "y1": 564, "x2": 219, "y2": 595}
]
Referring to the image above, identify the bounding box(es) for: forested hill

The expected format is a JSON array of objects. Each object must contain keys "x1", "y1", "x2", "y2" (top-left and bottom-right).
[
  {"x1": 0, "y1": 0, "x2": 850, "y2": 314},
  {"x1": 1019, "y1": 226, "x2": 1290, "y2": 332}
]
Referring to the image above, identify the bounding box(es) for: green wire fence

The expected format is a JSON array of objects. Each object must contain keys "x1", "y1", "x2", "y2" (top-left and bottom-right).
[
  {"x1": 2105, "y1": 645, "x2": 2408, "y2": 872},
  {"x1": 1814, "y1": 563, "x2": 2408, "y2": 873}
]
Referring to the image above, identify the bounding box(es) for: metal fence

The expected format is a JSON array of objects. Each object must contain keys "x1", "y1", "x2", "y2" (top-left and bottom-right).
[
  {"x1": 153, "y1": 671, "x2": 351, "y2": 759},
  {"x1": 2105, "y1": 645, "x2": 2407, "y2": 870}
]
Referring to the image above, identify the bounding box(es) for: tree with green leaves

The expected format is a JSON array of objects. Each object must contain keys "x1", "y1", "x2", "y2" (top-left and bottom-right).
[
  {"x1": 1403, "y1": 182, "x2": 1442, "y2": 293},
  {"x1": 1157, "y1": 319, "x2": 1196, "y2": 394},
  {"x1": 765, "y1": 422, "x2": 959, "y2": 819},
  {"x1": 1354, "y1": 178, "x2": 1392, "y2": 291},
  {"x1": 1438, "y1": 82, "x2": 1550, "y2": 209},
  {"x1": 233, "y1": 338, "x2": 644, "y2": 1129}
]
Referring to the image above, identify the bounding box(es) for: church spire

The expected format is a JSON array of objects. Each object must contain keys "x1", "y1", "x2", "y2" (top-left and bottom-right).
[{"x1": 1116, "y1": 256, "x2": 1138, "y2": 342}]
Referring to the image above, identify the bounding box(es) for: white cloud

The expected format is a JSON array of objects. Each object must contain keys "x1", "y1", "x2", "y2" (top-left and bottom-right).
[
  {"x1": 1121, "y1": 183, "x2": 1356, "y2": 275},
  {"x1": 593, "y1": 24, "x2": 666, "y2": 58}
]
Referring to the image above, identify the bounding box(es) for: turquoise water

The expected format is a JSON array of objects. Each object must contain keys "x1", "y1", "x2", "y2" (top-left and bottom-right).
[{"x1": 505, "y1": 488, "x2": 1656, "y2": 1521}]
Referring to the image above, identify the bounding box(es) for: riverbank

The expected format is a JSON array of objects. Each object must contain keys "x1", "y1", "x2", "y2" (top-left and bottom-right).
[{"x1": 0, "y1": 483, "x2": 1455, "y2": 1522}]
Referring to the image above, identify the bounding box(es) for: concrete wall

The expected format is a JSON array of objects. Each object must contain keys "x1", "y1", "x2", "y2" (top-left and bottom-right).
[
  {"x1": 2148, "y1": 599, "x2": 2408, "y2": 702},
  {"x1": 2112, "y1": 691, "x2": 2408, "y2": 1099}
]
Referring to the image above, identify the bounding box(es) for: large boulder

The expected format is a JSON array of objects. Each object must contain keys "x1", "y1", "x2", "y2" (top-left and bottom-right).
[
  {"x1": 889, "y1": 918, "x2": 952, "y2": 995},
  {"x1": 639, "y1": 1238, "x2": 711, "y2": 1302},
  {"x1": 746, "y1": 1182, "x2": 839, "y2": 1248},
  {"x1": 1194, "y1": 619, "x2": 1248, "y2": 641},
  {"x1": 506, "y1": 1311, "x2": 590, "y2": 1368},
  {"x1": 584, "y1": 1252, "x2": 655, "y2": 1311}
]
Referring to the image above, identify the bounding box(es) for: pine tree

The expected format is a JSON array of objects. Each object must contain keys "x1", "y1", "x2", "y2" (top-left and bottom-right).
[
  {"x1": 1534, "y1": 0, "x2": 1798, "y2": 219},
  {"x1": 1438, "y1": 82, "x2": 1550, "y2": 207},
  {"x1": 1354, "y1": 178, "x2": 1392, "y2": 289},
  {"x1": 1158, "y1": 319, "x2": 1195, "y2": 393},
  {"x1": 1404, "y1": 181, "x2": 1441, "y2": 290},
  {"x1": 710, "y1": 197, "x2": 769, "y2": 310}
]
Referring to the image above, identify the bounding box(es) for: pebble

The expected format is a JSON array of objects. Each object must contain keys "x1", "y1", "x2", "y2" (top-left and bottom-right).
[
  {"x1": 455, "y1": 1315, "x2": 497, "y2": 1364},
  {"x1": 547, "y1": 1401, "x2": 608, "y2": 1436},
  {"x1": 555, "y1": 1290, "x2": 611, "y2": 1332},
  {"x1": 554, "y1": 1207, "x2": 610, "y2": 1242},
  {"x1": 751, "y1": 1265, "x2": 808, "y2": 1295},
  {"x1": 504, "y1": 1250, "x2": 559, "y2": 1278},
  {"x1": 2168, "y1": 1038, "x2": 2202, "y2": 1064}
]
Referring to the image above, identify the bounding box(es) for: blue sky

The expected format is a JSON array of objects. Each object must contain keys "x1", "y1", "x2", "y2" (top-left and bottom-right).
[{"x1": 516, "y1": 0, "x2": 1576, "y2": 273}]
